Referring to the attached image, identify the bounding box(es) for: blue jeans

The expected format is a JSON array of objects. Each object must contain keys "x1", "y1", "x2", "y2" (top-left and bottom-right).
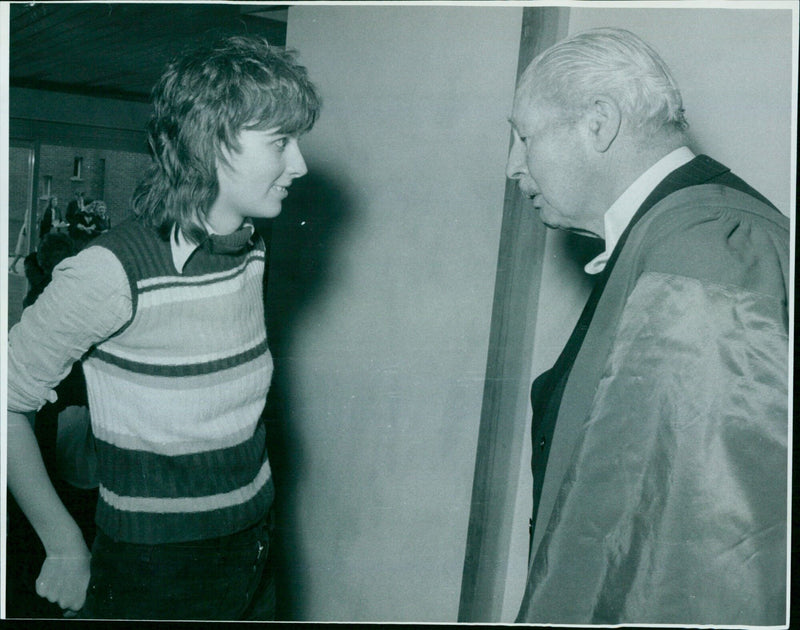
[{"x1": 79, "y1": 514, "x2": 275, "y2": 620}]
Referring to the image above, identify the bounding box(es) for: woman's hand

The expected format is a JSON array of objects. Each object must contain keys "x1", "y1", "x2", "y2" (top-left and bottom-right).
[
  {"x1": 36, "y1": 542, "x2": 92, "y2": 613},
  {"x1": 7, "y1": 412, "x2": 92, "y2": 614}
]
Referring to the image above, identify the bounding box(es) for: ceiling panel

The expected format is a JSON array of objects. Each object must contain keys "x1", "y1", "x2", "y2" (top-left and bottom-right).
[{"x1": 10, "y1": 3, "x2": 289, "y2": 102}]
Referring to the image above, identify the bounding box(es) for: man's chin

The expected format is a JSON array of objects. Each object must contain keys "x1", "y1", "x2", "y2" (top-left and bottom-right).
[
  {"x1": 538, "y1": 211, "x2": 601, "y2": 239},
  {"x1": 564, "y1": 226, "x2": 603, "y2": 239},
  {"x1": 537, "y1": 207, "x2": 562, "y2": 230}
]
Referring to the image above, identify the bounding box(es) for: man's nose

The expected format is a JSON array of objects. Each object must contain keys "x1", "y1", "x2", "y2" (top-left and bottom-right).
[{"x1": 506, "y1": 134, "x2": 527, "y2": 181}]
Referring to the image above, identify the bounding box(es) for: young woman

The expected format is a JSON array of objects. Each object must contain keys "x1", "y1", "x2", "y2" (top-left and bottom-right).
[{"x1": 7, "y1": 35, "x2": 320, "y2": 620}]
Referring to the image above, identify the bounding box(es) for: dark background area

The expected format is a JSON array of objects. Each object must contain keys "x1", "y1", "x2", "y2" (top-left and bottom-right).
[{"x1": 10, "y1": 2, "x2": 288, "y2": 100}]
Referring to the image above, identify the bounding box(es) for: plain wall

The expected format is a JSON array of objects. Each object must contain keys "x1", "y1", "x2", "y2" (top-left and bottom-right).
[
  {"x1": 266, "y1": 5, "x2": 523, "y2": 622},
  {"x1": 502, "y1": 6, "x2": 796, "y2": 621},
  {"x1": 569, "y1": 7, "x2": 794, "y2": 214}
]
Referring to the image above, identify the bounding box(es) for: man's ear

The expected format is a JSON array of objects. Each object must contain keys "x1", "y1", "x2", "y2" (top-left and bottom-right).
[{"x1": 586, "y1": 97, "x2": 621, "y2": 153}]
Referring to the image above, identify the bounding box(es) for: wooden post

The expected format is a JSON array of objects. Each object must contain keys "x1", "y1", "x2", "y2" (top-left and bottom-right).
[{"x1": 458, "y1": 6, "x2": 569, "y2": 623}]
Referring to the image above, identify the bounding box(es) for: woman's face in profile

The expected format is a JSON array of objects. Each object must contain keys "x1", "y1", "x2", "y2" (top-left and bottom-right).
[{"x1": 208, "y1": 128, "x2": 309, "y2": 233}]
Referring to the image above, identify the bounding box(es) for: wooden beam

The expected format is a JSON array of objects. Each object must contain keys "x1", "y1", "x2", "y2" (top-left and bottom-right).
[{"x1": 458, "y1": 6, "x2": 569, "y2": 623}]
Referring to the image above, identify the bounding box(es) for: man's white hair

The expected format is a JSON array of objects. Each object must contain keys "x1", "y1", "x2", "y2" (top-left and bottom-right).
[{"x1": 519, "y1": 28, "x2": 688, "y2": 134}]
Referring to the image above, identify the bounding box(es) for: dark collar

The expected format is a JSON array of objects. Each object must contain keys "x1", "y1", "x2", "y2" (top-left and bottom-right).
[{"x1": 203, "y1": 224, "x2": 256, "y2": 255}]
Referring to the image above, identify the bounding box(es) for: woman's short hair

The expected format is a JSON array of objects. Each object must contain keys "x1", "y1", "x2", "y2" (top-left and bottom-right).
[
  {"x1": 132, "y1": 35, "x2": 321, "y2": 242},
  {"x1": 519, "y1": 28, "x2": 687, "y2": 135}
]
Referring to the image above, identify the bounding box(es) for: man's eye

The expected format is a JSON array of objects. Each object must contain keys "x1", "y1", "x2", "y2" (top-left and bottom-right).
[{"x1": 275, "y1": 137, "x2": 288, "y2": 150}]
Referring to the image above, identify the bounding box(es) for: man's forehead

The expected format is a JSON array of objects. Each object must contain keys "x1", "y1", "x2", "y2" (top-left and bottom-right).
[
  {"x1": 515, "y1": 70, "x2": 539, "y2": 102},
  {"x1": 510, "y1": 92, "x2": 544, "y2": 128}
]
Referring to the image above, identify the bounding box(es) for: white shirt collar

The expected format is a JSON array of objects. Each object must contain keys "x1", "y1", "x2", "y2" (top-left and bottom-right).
[
  {"x1": 584, "y1": 146, "x2": 695, "y2": 275},
  {"x1": 170, "y1": 220, "x2": 255, "y2": 273},
  {"x1": 170, "y1": 226, "x2": 199, "y2": 273}
]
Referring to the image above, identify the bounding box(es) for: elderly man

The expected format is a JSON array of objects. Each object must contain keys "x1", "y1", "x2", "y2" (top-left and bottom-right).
[{"x1": 506, "y1": 28, "x2": 788, "y2": 625}]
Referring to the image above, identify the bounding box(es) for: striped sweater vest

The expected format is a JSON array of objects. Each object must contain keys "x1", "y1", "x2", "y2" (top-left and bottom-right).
[{"x1": 82, "y1": 220, "x2": 274, "y2": 544}]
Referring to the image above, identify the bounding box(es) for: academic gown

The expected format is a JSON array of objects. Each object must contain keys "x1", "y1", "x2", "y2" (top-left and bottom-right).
[{"x1": 517, "y1": 156, "x2": 789, "y2": 625}]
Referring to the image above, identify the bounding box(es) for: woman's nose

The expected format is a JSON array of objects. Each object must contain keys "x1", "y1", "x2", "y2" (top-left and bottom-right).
[{"x1": 288, "y1": 139, "x2": 308, "y2": 178}]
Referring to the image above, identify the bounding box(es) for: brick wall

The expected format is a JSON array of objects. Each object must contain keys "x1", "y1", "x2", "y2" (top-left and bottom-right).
[
  {"x1": 35, "y1": 145, "x2": 151, "y2": 241},
  {"x1": 9, "y1": 146, "x2": 33, "y2": 254},
  {"x1": 101, "y1": 148, "x2": 153, "y2": 225}
]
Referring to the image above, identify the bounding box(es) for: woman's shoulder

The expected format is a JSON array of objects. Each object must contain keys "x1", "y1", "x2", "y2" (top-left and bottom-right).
[
  {"x1": 89, "y1": 219, "x2": 175, "y2": 277},
  {"x1": 93, "y1": 217, "x2": 164, "y2": 247}
]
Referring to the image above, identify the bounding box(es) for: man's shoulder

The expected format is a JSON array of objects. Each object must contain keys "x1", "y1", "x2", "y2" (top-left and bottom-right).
[
  {"x1": 646, "y1": 182, "x2": 788, "y2": 232},
  {"x1": 624, "y1": 184, "x2": 789, "y2": 300},
  {"x1": 631, "y1": 182, "x2": 789, "y2": 259}
]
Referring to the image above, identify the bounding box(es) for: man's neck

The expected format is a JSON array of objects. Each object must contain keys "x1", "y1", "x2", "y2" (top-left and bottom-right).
[
  {"x1": 583, "y1": 144, "x2": 695, "y2": 275},
  {"x1": 601, "y1": 134, "x2": 687, "y2": 215}
]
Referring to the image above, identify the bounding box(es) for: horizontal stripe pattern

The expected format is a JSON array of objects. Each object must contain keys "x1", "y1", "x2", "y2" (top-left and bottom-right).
[
  {"x1": 81, "y1": 352, "x2": 272, "y2": 392},
  {"x1": 85, "y1": 353, "x2": 271, "y2": 454},
  {"x1": 96, "y1": 478, "x2": 274, "y2": 544},
  {"x1": 95, "y1": 422, "x2": 268, "y2": 496},
  {"x1": 81, "y1": 221, "x2": 273, "y2": 544},
  {"x1": 138, "y1": 256, "x2": 264, "y2": 307},
  {"x1": 137, "y1": 250, "x2": 264, "y2": 291},
  {"x1": 89, "y1": 337, "x2": 269, "y2": 376},
  {"x1": 99, "y1": 261, "x2": 265, "y2": 367},
  {"x1": 94, "y1": 418, "x2": 258, "y2": 459},
  {"x1": 97, "y1": 436, "x2": 270, "y2": 512}
]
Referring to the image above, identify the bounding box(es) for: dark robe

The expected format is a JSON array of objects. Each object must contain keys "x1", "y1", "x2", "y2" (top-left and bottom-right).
[{"x1": 518, "y1": 156, "x2": 789, "y2": 625}]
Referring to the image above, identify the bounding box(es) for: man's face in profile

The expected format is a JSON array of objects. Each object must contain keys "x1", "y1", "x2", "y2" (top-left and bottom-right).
[{"x1": 507, "y1": 90, "x2": 601, "y2": 239}]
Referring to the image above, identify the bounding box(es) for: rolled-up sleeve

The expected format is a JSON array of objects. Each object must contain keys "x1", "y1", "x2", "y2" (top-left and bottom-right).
[{"x1": 7, "y1": 246, "x2": 132, "y2": 413}]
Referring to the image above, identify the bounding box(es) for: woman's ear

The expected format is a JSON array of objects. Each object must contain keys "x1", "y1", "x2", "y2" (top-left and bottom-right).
[
  {"x1": 215, "y1": 147, "x2": 228, "y2": 173},
  {"x1": 215, "y1": 139, "x2": 238, "y2": 173}
]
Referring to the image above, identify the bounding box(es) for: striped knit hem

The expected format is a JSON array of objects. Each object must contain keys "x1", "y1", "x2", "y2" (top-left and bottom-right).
[
  {"x1": 95, "y1": 422, "x2": 269, "y2": 496},
  {"x1": 95, "y1": 472, "x2": 274, "y2": 544}
]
